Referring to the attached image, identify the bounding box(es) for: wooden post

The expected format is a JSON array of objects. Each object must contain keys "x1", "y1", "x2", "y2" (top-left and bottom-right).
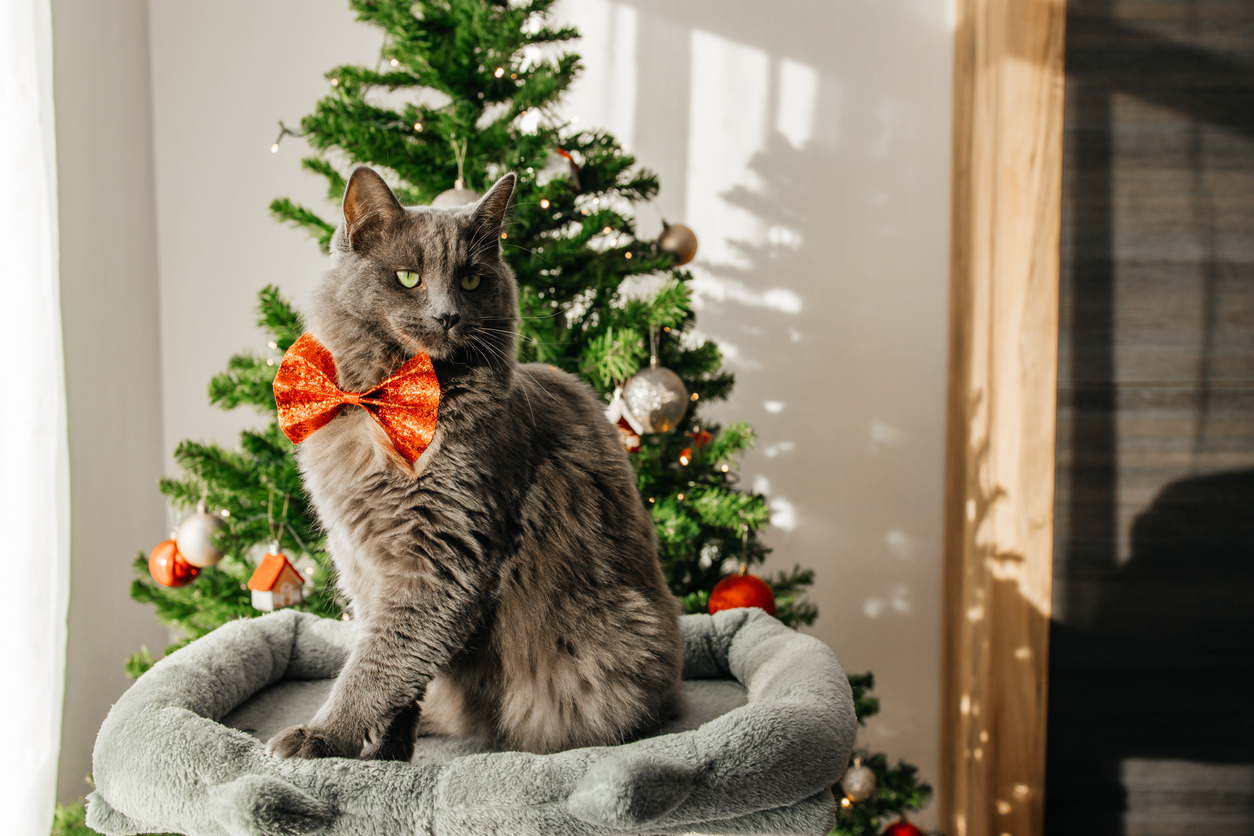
[{"x1": 941, "y1": 0, "x2": 1067, "y2": 833}]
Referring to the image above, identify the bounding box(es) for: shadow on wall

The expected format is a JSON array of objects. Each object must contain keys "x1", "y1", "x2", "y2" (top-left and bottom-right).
[
  {"x1": 600, "y1": 0, "x2": 953, "y2": 818},
  {"x1": 1049, "y1": 0, "x2": 1254, "y2": 829},
  {"x1": 1048, "y1": 469, "x2": 1254, "y2": 833},
  {"x1": 613, "y1": 0, "x2": 952, "y2": 579}
]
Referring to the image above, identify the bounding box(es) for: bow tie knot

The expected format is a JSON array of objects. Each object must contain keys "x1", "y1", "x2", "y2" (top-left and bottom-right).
[{"x1": 273, "y1": 332, "x2": 440, "y2": 464}]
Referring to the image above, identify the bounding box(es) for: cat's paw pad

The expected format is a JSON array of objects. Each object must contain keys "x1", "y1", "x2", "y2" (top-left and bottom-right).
[{"x1": 265, "y1": 725, "x2": 343, "y2": 760}]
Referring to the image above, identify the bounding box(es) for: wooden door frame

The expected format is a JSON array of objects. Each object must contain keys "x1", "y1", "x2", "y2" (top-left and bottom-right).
[{"x1": 940, "y1": 0, "x2": 1068, "y2": 834}]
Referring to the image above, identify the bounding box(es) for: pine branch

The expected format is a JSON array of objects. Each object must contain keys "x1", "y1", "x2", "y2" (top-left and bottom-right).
[{"x1": 269, "y1": 197, "x2": 335, "y2": 252}]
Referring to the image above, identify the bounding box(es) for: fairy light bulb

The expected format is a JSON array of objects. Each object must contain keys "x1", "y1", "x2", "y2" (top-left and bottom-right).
[
  {"x1": 267, "y1": 341, "x2": 277, "y2": 349},
  {"x1": 494, "y1": 67, "x2": 505, "y2": 78},
  {"x1": 331, "y1": 77, "x2": 339, "y2": 86},
  {"x1": 603, "y1": 226, "x2": 612, "y2": 234},
  {"x1": 625, "y1": 252, "x2": 633, "y2": 259},
  {"x1": 390, "y1": 58, "x2": 399, "y2": 67},
  {"x1": 270, "y1": 143, "x2": 279, "y2": 153},
  {"x1": 414, "y1": 122, "x2": 423, "y2": 131},
  {"x1": 721, "y1": 464, "x2": 730, "y2": 473},
  {"x1": 690, "y1": 392, "x2": 700, "y2": 401},
  {"x1": 570, "y1": 116, "x2": 579, "y2": 124},
  {"x1": 540, "y1": 199, "x2": 550, "y2": 209},
  {"x1": 677, "y1": 493, "x2": 685, "y2": 500}
]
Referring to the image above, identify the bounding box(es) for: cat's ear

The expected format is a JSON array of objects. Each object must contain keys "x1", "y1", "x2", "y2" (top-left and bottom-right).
[
  {"x1": 342, "y1": 166, "x2": 404, "y2": 251},
  {"x1": 471, "y1": 173, "x2": 516, "y2": 238}
]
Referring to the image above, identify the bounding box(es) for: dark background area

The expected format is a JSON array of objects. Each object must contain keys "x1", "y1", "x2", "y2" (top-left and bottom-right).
[{"x1": 1049, "y1": 0, "x2": 1254, "y2": 832}]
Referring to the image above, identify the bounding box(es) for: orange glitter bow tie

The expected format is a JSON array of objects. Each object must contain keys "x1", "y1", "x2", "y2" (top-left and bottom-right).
[{"x1": 274, "y1": 332, "x2": 440, "y2": 464}]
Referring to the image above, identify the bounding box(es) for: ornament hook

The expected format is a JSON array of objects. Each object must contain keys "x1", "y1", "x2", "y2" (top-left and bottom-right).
[{"x1": 449, "y1": 137, "x2": 469, "y2": 190}]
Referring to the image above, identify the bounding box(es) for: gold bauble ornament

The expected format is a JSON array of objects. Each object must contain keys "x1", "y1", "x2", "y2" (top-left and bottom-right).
[
  {"x1": 175, "y1": 499, "x2": 225, "y2": 568},
  {"x1": 622, "y1": 357, "x2": 689, "y2": 434},
  {"x1": 431, "y1": 177, "x2": 481, "y2": 208},
  {"x1": 657, "y1": 221, "x2": 698, "y2": 266}
]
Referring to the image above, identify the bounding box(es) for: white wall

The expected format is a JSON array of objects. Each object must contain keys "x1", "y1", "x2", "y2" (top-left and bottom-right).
[
  {"x1": 51, "y1": 0, "x2": 169, "y2": 803},
  {"x1": 147, "y1": 0, "x2": 381, "y2": 455},
  {"x1": 57, "y1": 0, "x2": 953, "y2": 822},
  {"x1": 560, "y1": 3, "x2": 954, "y2": 824}
]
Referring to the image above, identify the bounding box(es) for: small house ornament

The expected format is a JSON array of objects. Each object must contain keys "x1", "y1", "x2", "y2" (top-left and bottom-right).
[
  {"x1": 605, "y1": 387, "x2": 644, "y2": 452},
  {"x1": 247, "y1": 548, "x2": 306, "y2": 611}
]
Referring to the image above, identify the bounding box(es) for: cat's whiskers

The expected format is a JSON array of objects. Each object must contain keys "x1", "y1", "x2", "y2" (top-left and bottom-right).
[
  {"x1": 469, "y1": 332, "x2": 561, "y2": 407},
  {"x1": 466, "y1": 332, "x2": 538, "y2": 425}
]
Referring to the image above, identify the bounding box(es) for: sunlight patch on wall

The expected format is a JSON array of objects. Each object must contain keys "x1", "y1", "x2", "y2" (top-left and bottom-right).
[
  {"x1": 763, "y1": 440, "x2": 797, "y2": 458},
  {"x1": 885, "y1": 529, "x2": 916, "y2": 561},
  {"x1": 682, "y1": 29, "x2": 816, "y2": 371},
  {"x1": 688, "y1": 275, "x2": 803, "y2": 313},
  {"x1": 557, "y1": 0, "x2": 637, "y2": 148},
  {"x1": 776, "y1": 59, "x2": 819, "y2": 149},
  {"x1": 863, "y1": 584, "x2": 912, "y2": 618},
  {"x1": 869, "y1": 418, "x2": 908, "y2": 450},
  {"x1": 770, "y1": 497, "x2": 798, "y2": 531},
  {"x1": 685, "y1": 29, "x2": 769, "y2": 273}
]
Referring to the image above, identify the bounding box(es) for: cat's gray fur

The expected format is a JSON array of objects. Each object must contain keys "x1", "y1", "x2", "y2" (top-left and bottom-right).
[{"x1": 266, "y1": 167, "x2": 684, "y2": 762}]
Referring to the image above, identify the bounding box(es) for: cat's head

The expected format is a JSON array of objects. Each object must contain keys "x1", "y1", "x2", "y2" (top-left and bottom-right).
[{"x1": 309, "y1": 166, "x2": 517, "y2": 388}]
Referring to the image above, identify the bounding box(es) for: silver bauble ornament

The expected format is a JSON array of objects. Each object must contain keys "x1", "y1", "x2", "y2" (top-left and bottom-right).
[
  {"x1": 657, "y1": 221, "x2": 698, "y2": 266},
  {"x1": 176, "y1": 499, "x2": 225, "y2": 568},
  {"x1": 623, "y1": 358, "x2": 689, "y2": 434},
  {"x1": 431, "y1": 177, "x2": 481, "y2": 208},
  {"x1": 840, "y1": 758, "x2": 877, "y2": 803}
]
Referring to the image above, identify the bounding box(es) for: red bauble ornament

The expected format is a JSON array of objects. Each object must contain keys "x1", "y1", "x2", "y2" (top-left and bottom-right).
[
  {"x1": 882, "y1": 820, "x2": 925, "y2": 836},
  {"x1": 148, "y1": 539, "x2": 198, "y2": 588},
  {"x1": 708, "y1": 570, "x2": 776, "y2": 617}
]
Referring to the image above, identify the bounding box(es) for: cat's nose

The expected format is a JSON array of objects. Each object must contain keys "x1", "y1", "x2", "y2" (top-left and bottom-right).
[{"x1": 435, "y1": 312, "x2": 461, "y2": 332}]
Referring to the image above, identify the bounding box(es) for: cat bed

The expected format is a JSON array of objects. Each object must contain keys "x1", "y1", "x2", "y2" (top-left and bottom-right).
[{"x1": 86, "y1": 607, "x2": 857, "y2": 836}]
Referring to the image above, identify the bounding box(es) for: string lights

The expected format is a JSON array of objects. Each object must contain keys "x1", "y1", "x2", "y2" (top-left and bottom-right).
[{"x1": 269, "y1": 122, "x2": 304, "y2": 154}]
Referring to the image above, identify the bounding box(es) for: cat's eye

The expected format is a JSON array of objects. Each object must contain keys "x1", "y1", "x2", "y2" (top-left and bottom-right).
[
  {"x1": 460, "y1": 274, "x2": 482, "y2": 291},
  {"x1": 396, "y1": 270, "x2": 421, "y2": 288}
]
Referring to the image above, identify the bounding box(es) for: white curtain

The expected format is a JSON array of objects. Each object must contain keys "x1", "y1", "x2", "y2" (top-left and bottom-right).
[{"x1": 0, "y1": 0, "x2": 71, "y2": 834}]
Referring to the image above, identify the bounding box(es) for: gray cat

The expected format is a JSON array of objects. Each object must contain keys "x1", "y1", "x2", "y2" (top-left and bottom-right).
[{"x1": 266, "y1": 166, "x2": 684, "y2": 761}]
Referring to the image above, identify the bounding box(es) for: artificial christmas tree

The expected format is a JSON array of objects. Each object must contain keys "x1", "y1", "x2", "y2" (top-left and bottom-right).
[
  {"x1": 53, "y1": 1, "x2": 939, "y2": 833},
  {"x1": 127, "y1": 0, "x2": 818, "y2": 670}
]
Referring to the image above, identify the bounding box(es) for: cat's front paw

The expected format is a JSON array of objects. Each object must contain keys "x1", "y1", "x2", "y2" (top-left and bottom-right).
[{"x1": 266, "y1": 724, "x2": 354, "y2": 760}]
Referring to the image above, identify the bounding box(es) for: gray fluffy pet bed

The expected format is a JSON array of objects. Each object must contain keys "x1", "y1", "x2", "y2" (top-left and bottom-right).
[{"x1": 87, "y1": 607, "x2": 856, "y2": 836}]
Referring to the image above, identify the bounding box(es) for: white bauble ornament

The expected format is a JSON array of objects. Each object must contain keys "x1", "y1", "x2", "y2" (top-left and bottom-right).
[
  {"x1": 431, "y1": 177, "x2": 481, "y2": 208},
  {"x1": 840, "y1": 757, "x2": 877, "y2": 803},
  {"x1": 176, "y1": 499, "x2": 225, "y2": 568},
  {"x1": 623, "y1": 358, "x2": 689, "y2": 434}
]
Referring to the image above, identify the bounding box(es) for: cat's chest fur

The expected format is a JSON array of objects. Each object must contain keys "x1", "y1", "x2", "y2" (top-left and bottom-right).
[{"x1": 295, "y1": 405, "x2": 462, "y2": 611}]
